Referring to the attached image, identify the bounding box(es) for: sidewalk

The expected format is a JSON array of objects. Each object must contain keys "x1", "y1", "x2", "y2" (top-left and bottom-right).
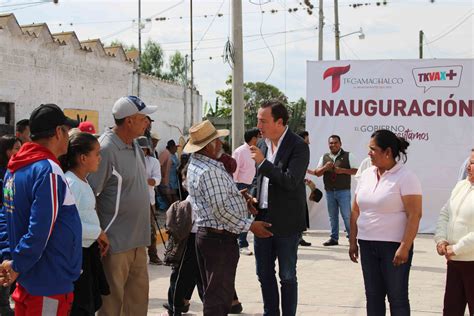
[{"x1": 148, "y1": 231, "x2": 450, "y2": 315}]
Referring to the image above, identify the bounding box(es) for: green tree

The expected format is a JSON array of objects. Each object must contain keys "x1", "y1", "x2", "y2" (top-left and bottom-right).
[
  {"x1": 164, "y1": 51, "x2": 187, "y2": 84},
  {"x1": 109, "y1": 39, "x2": 136, "y2": 52},
  {"x1": 287, "y1": 98, "x2": 306, "y2": 132},
  {"x1": 203, "y1": 98, "x2": 232, "y2": 118},
  {"x1": 140, "y1": 40, "x2": 165, "y2": 77},
  {"x1": 215, "y1": 77, "x2": 288, "y2": 127}
]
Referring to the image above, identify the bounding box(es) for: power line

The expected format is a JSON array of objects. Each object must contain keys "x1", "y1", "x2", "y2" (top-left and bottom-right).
[
  {"x1": 193, "y1": 35, "x2": 316, "y2": 61},
  {"x1": 100, "y1": 1, "x2": 185, "y2": 40},
  {"x1": 424, "y1": 10, "x2": 473, "y2": 45},
  {"x1": 0, "y1": 0, "x2": 52, "y2": 8},
  {"x1": 0, "y1": 1, "x2": 47, "y2": 12},
  {"x1": 36, "y1": 0, "x2": 410, "y2": 28},
  {"x1": 340, "y1": 38, "x2": 361, "y2": 59},
  {"x1": 194, "y1": 0, "x2": 226, "y2": 51},
  {"x1": 160, "y1": 26, "x2": 317, "y2": 48},
  {"x1": 255, "y1": 0, "x2": 275, "y2": 82},
  {"x1": 422, "y1": 33, "x2": 437, "y2": 58}
]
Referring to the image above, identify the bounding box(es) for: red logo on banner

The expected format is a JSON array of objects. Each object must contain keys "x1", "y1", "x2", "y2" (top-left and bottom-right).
[{"x1": 323, "y1": 65, "x2": 351, "y2": 93}]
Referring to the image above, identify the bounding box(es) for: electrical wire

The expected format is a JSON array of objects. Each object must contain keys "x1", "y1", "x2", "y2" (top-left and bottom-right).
[
  {"x1": 284, "y1": 0, "x2": 287, "y2": 94},
  {"x1": 223, "y1": 0, "x2": 233, "y2": 68},
  {"x1": 422, "y1": 33, "x2": 436, "y2": 58},
  {"x1": 0, "y1": 0, "x2": 51, "y2": 8},
  {"x1": 423, "y1": 10, "x2": 473, "y2": 45},
  {"x1": 16, "y1": 0, "x2": 415, "y2": 29},
  {"x1": 194, "y1": 34, "x2": 317, "y2": 61},
  {"x1": 194, "y1": 0, "x2": 226, "y2": 51},
  {"x1": 101, "y1": 0, "x2": 185, "y2": 40},
  {"x1": 276, "y1": 0, "x2": 317, "y2": 29},
  {"x1": 256, "y1": 1, "x2": 275, "y2": 83},
  {"x1": 160, "y1": 26, "x2": 316, "y2": 48},
  {"x1": 223, "y1": 38, "x2": 234, "y2": 68},
  {"x1": 0, "y1": 1, "x2": 47, "y2": 12},
  {"x1": 249, "y1": 0, "x2": 271, "y2": 4},
  {"x1": 340, "y1": 38, "x2": 361, "y2": 59}
]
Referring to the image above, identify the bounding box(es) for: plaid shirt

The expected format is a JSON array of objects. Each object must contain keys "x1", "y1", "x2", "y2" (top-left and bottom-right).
[{"x1": 187, "y1": 153, "x2": 253, "y2": 234}]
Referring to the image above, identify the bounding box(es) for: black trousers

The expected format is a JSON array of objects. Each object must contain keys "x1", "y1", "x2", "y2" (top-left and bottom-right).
[
  {"x1": 71, "y1": 242, "x2": 110, "y2": 316},
  {"x1": 443, "y1": 260, "x2": 474, "y2": 316},
  {"x1": 196, "y1": 228, "x2": 239, "y2": 316},
  {"x1": 167, "y1": 233, "x2": 204, "y2": 314}
]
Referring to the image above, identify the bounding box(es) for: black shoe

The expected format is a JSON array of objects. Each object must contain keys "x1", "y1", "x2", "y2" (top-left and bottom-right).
[
  {"x1": 163, "y1": 303, "x2": 189, "y2": 314},
  {"x1": 299, "y1": 238, "x2": 312, "y2": 246},
  {"x1": 323, "y1": 238, "x2": 338, "y2": 246},
  {"x1": 229, "y1": 302, "x2": 243, "y2": 314}
]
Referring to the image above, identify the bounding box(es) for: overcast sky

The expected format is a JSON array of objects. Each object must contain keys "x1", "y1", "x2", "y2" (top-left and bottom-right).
[{"x1": 3, "y1": 0, "x2": 473, "y2": 106}]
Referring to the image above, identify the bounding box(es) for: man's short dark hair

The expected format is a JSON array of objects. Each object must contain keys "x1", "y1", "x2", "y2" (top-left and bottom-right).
[
  {"x1": 244, "y1": 128, "x2": 260, "y2": 143},
  {"x1": 298, "y1": 131, "x2": 309, "y2": 139},
  {"x1": 30, "y1": 129, "x2": 56, "y2": 141},
  {"x1": 16, "y1": 119, "x2": 29, "y2": 133},
  {"x1": 114, "y1": 117, "x2": 126, "y2": 126},
  {"x1": 328, "y1": 135, "x2": 341, "y2": 142},
  {"x1": 260, "y1": 100, "x2": 289, "y2": 126}
]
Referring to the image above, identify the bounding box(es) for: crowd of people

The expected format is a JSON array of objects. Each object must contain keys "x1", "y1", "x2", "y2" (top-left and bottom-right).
[{"x1": 0, "y1": 96, "x2": 471, "y2": 316}]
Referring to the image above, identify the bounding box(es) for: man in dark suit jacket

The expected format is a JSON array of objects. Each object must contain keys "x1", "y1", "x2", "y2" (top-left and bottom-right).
[{"x1": 250, "y1": 100, "x2": 310, "y2": 316}]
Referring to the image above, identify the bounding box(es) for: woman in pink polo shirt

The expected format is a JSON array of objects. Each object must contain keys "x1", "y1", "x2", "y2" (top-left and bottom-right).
[{"x1": 349, "y1": 129, "x2": 422, "y2": 316}]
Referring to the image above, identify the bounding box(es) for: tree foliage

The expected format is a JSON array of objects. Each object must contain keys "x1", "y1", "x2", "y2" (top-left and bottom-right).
[
  {"x1": 140, "y1": 40, "x2": 165, "y2": 78},
  {"x1": 109, "y1": 39, "x2": 136, "y2": 52},
  {"x1": 162, "y1": 51, "x2": 187, "y2": 84},
  {"x1": 214, "y1": 77, "x2": 305, "y2": 131},
  {"x1": 109, "y1": 40, "x2": 187, "y2": 84}
]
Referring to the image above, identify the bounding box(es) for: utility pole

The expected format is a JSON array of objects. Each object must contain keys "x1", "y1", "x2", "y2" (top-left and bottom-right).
[
  {"x1": 184, "y1": 54, "x2": 188, "y2": 133},
  {"x1": 334, "y1": 0, "x2": 341, "y2": 60},
  {"x1": 419, "y1": 30, "x2": 424, "y2": 59},
  {"x1": 231, "y1": 0, "x2": 244, "y2": 151},
  {"x1": 190, "y1": 0, "x2": 194, "y2": 126},
  {"x1": 137, "y1": 0, "x2": 142, "y2": 97},
  {"x1": 318, "y1": 0, "x2": 323, "y2": 60}
]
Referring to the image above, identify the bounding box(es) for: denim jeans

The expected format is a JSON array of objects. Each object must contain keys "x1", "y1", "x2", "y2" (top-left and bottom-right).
[
  {"x1": 325, "y1": 189, "x2": 351, "y2": 240},
  {"x1": 236, "y1": 183, "x2": 251, "y2": 248},
  {"x1": 359, "y1": 239, "x2": 413, "y2": 316},
  {"x1": 254, "y1": 231, "x2": 301, "y2": 316}
]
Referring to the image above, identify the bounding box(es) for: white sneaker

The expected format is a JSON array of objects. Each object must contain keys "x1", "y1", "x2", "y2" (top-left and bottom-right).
[{"x1": 240, "y1": 247, "x2": 253, "y2": 256}]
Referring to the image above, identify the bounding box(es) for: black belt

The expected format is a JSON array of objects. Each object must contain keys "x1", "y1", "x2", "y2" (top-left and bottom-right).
[{"x1": 198, "y1": 227, "x2": 238, "y2": 238}]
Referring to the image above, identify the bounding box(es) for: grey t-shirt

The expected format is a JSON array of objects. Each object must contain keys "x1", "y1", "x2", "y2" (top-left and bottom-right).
[{"x1": 88, "y1": 128, "x2": 151, "y2": 253}]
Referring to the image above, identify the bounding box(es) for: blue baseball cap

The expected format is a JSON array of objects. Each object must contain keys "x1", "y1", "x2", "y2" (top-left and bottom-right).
[{"x1": 112, "y1": 96, "x2": 157, "y2": 119}]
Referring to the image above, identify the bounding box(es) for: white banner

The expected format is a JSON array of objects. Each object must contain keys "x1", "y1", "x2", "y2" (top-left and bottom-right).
[{"x1": 306, "y1": 59, "x2": 473, "y2": 233}]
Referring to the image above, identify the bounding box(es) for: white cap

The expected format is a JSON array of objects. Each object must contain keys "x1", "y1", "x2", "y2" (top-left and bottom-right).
[{"x1": 112, "y1": 96, "x2": 157, "y2": 119}]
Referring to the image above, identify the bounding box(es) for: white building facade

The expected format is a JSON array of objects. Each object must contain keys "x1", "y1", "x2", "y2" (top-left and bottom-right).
[{"x1": 0, "y1": 13, "x2": 201, "y2": 150}]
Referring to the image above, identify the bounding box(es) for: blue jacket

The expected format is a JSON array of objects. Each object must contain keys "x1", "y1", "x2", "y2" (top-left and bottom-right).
[
  {"x1": 0, "y1": 167, "x2": 9, "y2": 261},
  {"x1": 1, "y1": 143, "x2": 82, "y2": 296}
]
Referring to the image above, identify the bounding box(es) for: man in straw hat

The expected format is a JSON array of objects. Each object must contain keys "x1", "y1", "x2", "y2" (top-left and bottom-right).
[
  {"x1": 184, "y1": 120, "x2": 273, "y2": 316},
  {"x1": 249, "y1": 100, "x2": 310, "y2": 316}
]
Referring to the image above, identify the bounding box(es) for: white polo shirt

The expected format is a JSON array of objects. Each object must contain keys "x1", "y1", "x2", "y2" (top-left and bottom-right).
[
  {"x1": 259, "y1": 127, "x2": 289, "y2": 209},
  {"x1": 355, "y1": 162, "x2": 422, "y2": 242}
]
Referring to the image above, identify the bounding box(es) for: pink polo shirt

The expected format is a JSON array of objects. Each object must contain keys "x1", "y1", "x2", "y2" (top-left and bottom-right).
[
  {"x1": 232, "y1": 143, "x2": 256, "y2": 185},
  {"x1": 355, "y1": 162, "x2": 422, "y2": 243}
]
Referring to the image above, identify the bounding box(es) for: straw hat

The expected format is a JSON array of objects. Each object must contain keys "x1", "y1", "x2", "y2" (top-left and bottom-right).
[
  {"x1": 150, "y1": 132, "x2": 160, "y2": 140},
  {"x1": 183, "y1": 120, "x2": 229, "y2": 153}
]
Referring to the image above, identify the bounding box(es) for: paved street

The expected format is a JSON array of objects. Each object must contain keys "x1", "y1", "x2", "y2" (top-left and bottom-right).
[{"x1": 148, "y1": 231, "x2": 454, "y2": 316}]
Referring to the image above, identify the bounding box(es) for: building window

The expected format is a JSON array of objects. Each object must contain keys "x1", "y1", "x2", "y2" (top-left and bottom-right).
[{"x1": 0, "y1": 102, "x2": 15, "y2": 135}]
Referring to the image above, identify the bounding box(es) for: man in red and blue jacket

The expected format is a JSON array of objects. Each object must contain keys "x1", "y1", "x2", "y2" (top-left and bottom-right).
[{"x1": 0, "y1": 104, "x2": 82, "y2": 315}]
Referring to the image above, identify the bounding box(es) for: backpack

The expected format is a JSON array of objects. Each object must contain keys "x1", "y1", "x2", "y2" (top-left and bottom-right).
[{"x1": 163, "y1": 200, "x2": 193, "y2": 266}]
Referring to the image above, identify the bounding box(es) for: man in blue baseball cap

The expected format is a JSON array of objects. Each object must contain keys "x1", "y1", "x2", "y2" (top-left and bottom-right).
[{"x1": 88, "y1": 96, "x2": 157, "y2": 316}]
